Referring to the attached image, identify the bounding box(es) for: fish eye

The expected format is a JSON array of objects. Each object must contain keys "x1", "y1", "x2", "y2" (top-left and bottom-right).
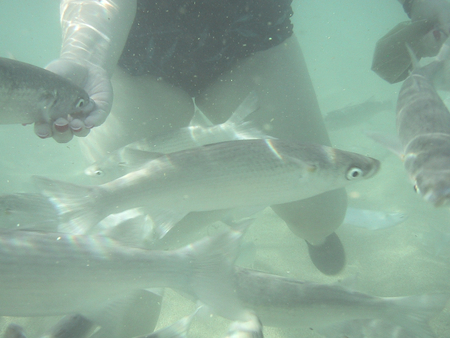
[
  {"x1": 76, "y1": 99, "x2": 85, "y2": 108},
  {"x1": 94, "y1": 170, "x2": 104, "y2": 176},
  {"x1": 346, "y1": 167, "x2": 363, "y2": 180}
]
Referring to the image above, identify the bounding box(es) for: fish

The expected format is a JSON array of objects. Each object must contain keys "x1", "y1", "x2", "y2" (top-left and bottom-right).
[
  {"x1": 39, "y1": 314, "x2": 95, "y2": 338},
  {"x1": 230, "y1": 267, "x2": 448, "y2": 338},
  {"x1": 34, "y1": 139, "x2": 380, "y2": 236},
  {"x1": 0, "y1": 228, "x2": 248, "y2": 338},
  {"x1": 2, "y1": 324, "x2": 26, "y2": 338},
  {"x1": 324, "y1": 97, "x2": 393, "y2": 131},
  {"x1": 0, "y1": 57, "x2": 93, "y2": 124},
  {"x1": 343, "y1": 207, "x2": 408, "y2": 230},
  {"x1": 394, "y1": 37, "x2": 450, "y2": 206},
  {"x1": 315, "y1": 318, "x2": 413, "y2": 338},
  {"x1": 84, "y1": 91, "x2": 271, "y2": 182}
]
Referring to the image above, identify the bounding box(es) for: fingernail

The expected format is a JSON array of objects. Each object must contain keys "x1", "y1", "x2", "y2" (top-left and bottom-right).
[{"x1": 54, "y1": 118, "x2": 69, "y2": 132}]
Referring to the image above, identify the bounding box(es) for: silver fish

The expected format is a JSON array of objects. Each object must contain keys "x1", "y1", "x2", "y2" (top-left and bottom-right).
[
  {"x1": 396, "y1": 38, "x2": 450, "y2": 206},
  {"x1": 343, "y1": 207, "x2": 408, "y2": 230},
  {"x1": 0, "y1": 228, "x2": 246, "y2": 338},
  {"x1": 0, "y1": 57, "x2": 93, "y2": 124},
  {"x1": 84, "y1": 92, "x2": 271, "y2": 182},
  {"x1": 232, "y1": 268, "x2": 448, "y2": 338},
  {"x1": 34, "y1": 139, "x2": 380, "y2": 236},
  {"x1": 324, "y1": 97, "x2": 393, "y2": 131}
]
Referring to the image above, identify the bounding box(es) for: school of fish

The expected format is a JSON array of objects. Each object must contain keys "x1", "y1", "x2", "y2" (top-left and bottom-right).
[{"x1": 1, "y1": 20, "x2": 450, "y2": 338}]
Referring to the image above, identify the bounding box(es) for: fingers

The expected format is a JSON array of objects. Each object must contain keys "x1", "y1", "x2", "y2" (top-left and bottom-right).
[{"x1": 33, "y1": 118, "x2": 91, "y2": 143}]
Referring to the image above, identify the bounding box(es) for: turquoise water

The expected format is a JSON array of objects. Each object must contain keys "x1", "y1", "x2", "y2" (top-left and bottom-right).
[{"x1": 0, "y1": 1, "x2": 449, "y2": 337}]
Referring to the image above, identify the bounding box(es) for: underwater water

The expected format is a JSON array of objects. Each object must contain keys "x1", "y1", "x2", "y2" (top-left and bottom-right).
[{"x1": 0, "y1": 1, "x2": 449, "y2": 337}]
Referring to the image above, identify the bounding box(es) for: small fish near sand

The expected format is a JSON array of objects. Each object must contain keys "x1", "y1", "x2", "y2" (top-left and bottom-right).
[
  {"x1": 324, "y1": 97, "x2": 393, "y2": 131},
  {"x1": 0, "y1": 57, "x2": 93, "y2": 125},
  {"x1": 35, "y1": 139, "x2": 380, "y2": 237},
  {"x1": 343, "y1": 207, "x2": 408, "y2": 230}
]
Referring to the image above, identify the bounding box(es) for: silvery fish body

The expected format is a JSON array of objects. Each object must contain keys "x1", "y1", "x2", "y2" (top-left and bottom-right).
[
  {"x1": 233, "y1": 268, "x2": 448, "y2": 338},
  {"x1": 343, "y1": 207, "x2": 408, "y2": 230},
  {"x1": 396, "y1": 39, "x2": 450, "y2": 206},
  {"x1": 35, "y1": 139, "x2": 380, "y2": 235},
  {"x1": 0, "y1": 57, "x2": 92, "y2": 124},
  {"x1": 84, "y1": 92, "x2": 270, "y2": 182},
  {"x1": 0, "y1": 229, "x2": 245, "y2": 336}
]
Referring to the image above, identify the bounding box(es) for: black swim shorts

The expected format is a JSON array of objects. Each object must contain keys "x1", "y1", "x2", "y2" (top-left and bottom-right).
[{"x1": 118, "y1": 0, "x2": 294, "y2": 96}]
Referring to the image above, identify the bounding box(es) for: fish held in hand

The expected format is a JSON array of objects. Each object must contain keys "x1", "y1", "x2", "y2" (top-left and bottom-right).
[{"x1": 0, "y1": 57, "x2": 93, "y2": 125}]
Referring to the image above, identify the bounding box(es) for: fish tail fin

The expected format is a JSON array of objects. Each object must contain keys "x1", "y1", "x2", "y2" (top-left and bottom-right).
[
  {"x1": 386, "y1": 293, "x2": 449, "y2": 338},
  {"x1": 225, "y1": 91, "x2": 275, "y2": 140},
  {"x1": 32, "y1": 176, "x2": 106, "y2": 234},
  {"x1": 180, "y1": 220, "x2": 253, "y2": 321},
  {"x1": 226, "y1": 91, "x2": 259, "y2": 125}
]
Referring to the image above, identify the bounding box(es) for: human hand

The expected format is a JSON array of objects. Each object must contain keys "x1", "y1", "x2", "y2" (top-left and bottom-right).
[{"x1": 36, "y1": 58, "x2": 113, "y2": 143}]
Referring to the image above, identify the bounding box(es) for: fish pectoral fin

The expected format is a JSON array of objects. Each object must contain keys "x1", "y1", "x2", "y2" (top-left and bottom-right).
[
  {"x1": 100, "y1": 209, "x2": 152, "y2": 248},
  {"x1": 144, "y1": 207, "x2": 189, "y2": 241},
  {"x1": 364, "y1": 130, "x2": 404, "y2": 158}
]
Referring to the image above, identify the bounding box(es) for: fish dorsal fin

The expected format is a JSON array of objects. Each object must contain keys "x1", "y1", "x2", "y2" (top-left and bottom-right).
[
  {"x1": 226, "y1": 91, "x2": 260, "y2": 125},
  {"x1": 122, "y1": 148, "x2": 165, "y2": 169},
  {"x1": 190, "y1": 98, "x2": 214, "y2": 127}
]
